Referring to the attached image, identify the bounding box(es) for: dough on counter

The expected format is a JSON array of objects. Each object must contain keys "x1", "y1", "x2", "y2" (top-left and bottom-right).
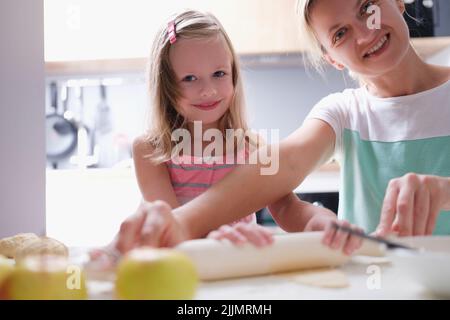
[
  {"x1": 0, "y1": 233, "x2": 40, "y2": 258},
  {"x1": 278, "y1": 268, "x2": 349, "y2": 288},
  {"x1": 15, "y1": 237, "x2": 68, "y2": 261}
]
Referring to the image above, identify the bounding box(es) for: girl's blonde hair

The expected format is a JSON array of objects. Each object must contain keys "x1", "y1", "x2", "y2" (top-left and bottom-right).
[{"x1": 144, "y1": 10, "x2": 250, "y2": 163}]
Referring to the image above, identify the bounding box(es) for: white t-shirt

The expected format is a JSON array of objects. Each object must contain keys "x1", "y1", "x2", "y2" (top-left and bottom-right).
[{"x1": 305, "y1": 80, "x2": 450, "y2": 234}]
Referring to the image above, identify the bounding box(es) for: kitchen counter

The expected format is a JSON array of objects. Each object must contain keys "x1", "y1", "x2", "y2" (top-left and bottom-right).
[
  {"x1": 195, "y1": 258, "x2": 429, "y2": 300},
  {"x1": 86, "y1": 255, "x2": 433, "y2": 300},
  {"x1": 81, "y1": 236, "x2": 450, "y2": 300},
  {"x1": 294, "y1": 169, "x2": 339, "y2": 194}
]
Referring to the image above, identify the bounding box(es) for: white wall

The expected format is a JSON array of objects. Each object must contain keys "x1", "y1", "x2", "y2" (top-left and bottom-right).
[
  {"x1": 243, "y1": 66, "x2": 356, "y2": 139},
  {"x1": 0, "y1": 0, "x2": 46, "y2": 237}
]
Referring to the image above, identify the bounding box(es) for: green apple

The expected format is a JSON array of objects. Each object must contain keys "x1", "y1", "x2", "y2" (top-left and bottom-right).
[
  {"x1": 115, "y1": 247, "x2": 198, "y2": 300},
  {"x1": 2, "y1": 255, "x2": 87, "y2": 300},
  {"x1": 0, "y1": 255, "x2": 14, "y2": 291}
]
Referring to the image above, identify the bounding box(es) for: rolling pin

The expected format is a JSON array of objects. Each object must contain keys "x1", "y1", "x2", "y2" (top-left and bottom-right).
[{"x1": 176, "y1": 231, "x2": 384, "y2": 281}]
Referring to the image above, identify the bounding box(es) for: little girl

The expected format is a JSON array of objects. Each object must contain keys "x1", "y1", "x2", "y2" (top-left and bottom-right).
[
  {"x1": 132, "y1": 9, "x2": 269, "y2": 245},
  {"x1": 112, "y1": 1, "x2": 450, "y2": 248}
]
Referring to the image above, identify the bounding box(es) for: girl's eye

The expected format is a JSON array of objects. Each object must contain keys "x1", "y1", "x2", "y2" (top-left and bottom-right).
[
  {"x1": 361, "y1": 0, "x2": 376, "y2": 16},
  {"x1": 213, "y1": 71, "x2": 226, "y2": 78},
  {"x1": 182, "y1": 75, "x2": 197, "y2": 82},
  {"x1": 333, "y1": 28, "x2": 347, "y2": 43}
]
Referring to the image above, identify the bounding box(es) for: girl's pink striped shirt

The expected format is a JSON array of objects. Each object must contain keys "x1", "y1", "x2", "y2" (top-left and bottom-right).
[{"x1": 166, "y1": 153, "x2": 256, "y2": 225}]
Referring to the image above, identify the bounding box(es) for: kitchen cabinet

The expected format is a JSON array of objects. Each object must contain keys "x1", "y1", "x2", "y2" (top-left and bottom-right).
[
  {"x1": 45, "y1": 38, "x2": 450, "y2": 76},
  {"x1": 44, "y1": 0, "x2": 299, "y2": 62},
  {"x1": 44, "y1": 0, "x2": 450, "y2": 76}
]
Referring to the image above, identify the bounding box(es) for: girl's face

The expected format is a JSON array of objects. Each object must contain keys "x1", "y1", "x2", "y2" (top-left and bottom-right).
[
  {"x1": 310, "y1": 0, "x2": 410, "y2": 77},
  {"x1": 169, "y1": 34, "x2": 234, "y2": 129}
]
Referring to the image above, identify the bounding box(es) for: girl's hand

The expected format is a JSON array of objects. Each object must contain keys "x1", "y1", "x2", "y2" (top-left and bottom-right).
[
  {"x1": 207, "y1": 222, "x2": 274, "y2": 247},
  {"x1": 376, "y1": 174, "x2": 450, "y2": 237},
  {"x1": 322, "y1": 220, "x2": 364, "y2": 256}
]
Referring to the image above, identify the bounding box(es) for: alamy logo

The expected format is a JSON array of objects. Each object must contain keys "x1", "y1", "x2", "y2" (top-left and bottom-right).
[
  {"x1": 366, "y1": 5, "x2": 382, "y2": 30},
  {"x1": 171, "y1": 121, "x2": 280, "y2": 175},
  {"x1": 366, "y1": 265, "x2": 382, "y2": 290},
  {"x1": 66, "y1": 265, "x2": 83, "y2": 290}
]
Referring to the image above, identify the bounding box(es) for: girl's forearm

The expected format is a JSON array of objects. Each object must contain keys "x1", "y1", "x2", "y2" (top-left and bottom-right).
[{"x1": 175, "y1": 120, "x2": 335, "y2": 239}]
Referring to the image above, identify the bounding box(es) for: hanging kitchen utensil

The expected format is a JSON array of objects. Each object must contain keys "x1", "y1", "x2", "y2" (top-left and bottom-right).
[
  {"x1": 45, "y1": 82, "x2": 78, "y2": 168},
  {"x1": 94, "y1": 83, "x2": 115, "y2": 167},
  {"x1": 69, "y1": 85, "x2": 98, "y2": 169}
]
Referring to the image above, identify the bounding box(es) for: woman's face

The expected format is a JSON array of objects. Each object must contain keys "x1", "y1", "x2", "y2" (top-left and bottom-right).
[
  {"x1": 309, "y1": 0, "x2": 411, "y2": 77},
  {"x1": 169, "y1": 34, "x2": 234, "y2": 129}
]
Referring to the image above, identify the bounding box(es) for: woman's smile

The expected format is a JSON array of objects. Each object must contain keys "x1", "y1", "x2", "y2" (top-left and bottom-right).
[{"x1": 363, "y1": 33, "x2": 390, "y2": 59}]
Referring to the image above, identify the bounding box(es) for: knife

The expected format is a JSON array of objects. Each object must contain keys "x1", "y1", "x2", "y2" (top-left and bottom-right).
[{"x1": 332, "y1": 222, "x2": 417, "y2": 251}]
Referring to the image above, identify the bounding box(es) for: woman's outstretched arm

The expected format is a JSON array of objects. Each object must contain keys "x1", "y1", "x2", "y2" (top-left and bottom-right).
[
  {"x1": 115, "y1": 119, "x2": 335, "y2": 251},
  {"x1": 177, "y1": 119, "x2": 335, "y2": 239}
]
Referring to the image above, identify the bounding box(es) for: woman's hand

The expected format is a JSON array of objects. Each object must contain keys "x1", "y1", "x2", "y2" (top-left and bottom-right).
[
  {"x1": 207, "y1": 222, "x2": 274, "y2": 247},
  {"x1": 376, "y1": 174, "x2": 450, "y2": 237}
]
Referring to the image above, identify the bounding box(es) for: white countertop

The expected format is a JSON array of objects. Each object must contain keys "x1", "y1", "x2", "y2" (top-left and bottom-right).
[
  {"x1": 86, "y1": 256, "x2": 432, "y2": 300},
  {"x1": 294, "y1": 169, "x2": 340, "y2": 194},
  {"x1": 194, "y1": 257, "x2": 428, "y2": 300},
  {"x1": 83, "y1": 235, "x2": 450, "y2": 300}
]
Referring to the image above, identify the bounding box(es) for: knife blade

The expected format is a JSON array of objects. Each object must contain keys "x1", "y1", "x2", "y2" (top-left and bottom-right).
[{"x1": 332, "y1": 222, "x2": 417, "y2": 251}]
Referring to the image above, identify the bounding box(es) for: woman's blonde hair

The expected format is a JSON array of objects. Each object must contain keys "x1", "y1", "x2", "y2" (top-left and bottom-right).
[
  {"x1": 296, "y1": 0, "x2": 327, "y2": 72},
  {"x1": 296, "y1": 0, "x2": 368, "y2": 81},
  {"x1": 144, "y1": 10, "x2": 251, "y2": 163}
]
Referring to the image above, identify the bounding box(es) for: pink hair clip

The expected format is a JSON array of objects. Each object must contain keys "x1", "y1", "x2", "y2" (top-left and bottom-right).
[{"x1": 168, "y1": 21, "x2": 177, "y2": 44}]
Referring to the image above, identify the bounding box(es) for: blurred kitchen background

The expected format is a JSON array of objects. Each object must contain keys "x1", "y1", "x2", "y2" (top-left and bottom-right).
[
  {"x1": 42, "y1": 0, "x2": 450, "y2": 245},
  {"x1": 2, "y1": 0, "x2": 449, "y2": 245},
  {"x1": 44, "y1": 0, "x2": 450, "y2": 172}
]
